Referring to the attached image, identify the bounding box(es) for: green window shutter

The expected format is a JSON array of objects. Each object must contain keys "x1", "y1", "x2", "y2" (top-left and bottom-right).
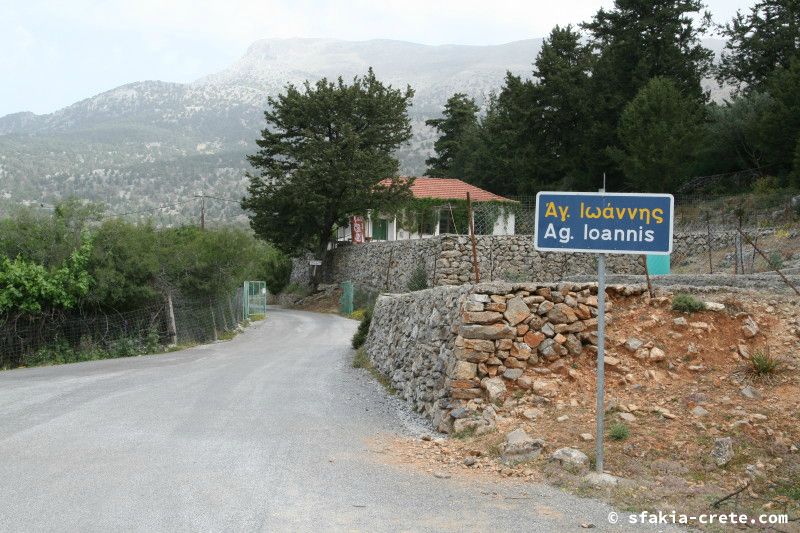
[{"x1": 373, "y1": 219, "x2": 388, "y2": 240}]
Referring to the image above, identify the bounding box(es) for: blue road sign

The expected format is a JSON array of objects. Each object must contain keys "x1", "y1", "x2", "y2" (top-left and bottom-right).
[{"x1": 534, "y1": 191, "x2": 674, "y2": 255}]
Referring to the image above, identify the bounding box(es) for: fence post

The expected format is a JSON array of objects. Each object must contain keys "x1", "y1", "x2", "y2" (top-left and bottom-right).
[
  {"x1": 209, "y1": 302, "x2": 218, "y2": 341},
  {"x1": 165, "y1": 292, "x2": 177, "y2": 345},
  {"x1": 467, "y1": 192, "x2": 480, "y2": 284},
  {"x1": 705, "y1": 212, "x2": 713, "y2": 274}
]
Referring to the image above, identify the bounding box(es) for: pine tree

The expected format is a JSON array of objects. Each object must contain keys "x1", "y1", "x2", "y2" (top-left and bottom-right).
[
  {"x1": 717, "y1": 0, "x2": 800, "y2": 92},
  {"x1": 424, "y1": 94, "x2": 479, "y2": 178},
  {"x1": 609, "y1": 77, "x2": 704, "y2": 193}
]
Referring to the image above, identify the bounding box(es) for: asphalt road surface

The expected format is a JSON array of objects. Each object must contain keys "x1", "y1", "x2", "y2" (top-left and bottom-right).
[{"x1": 0, "y1": 308, "x2": 676, "y2": 532}]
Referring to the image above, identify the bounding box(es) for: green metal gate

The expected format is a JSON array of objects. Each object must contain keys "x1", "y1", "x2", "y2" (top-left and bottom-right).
[
  {"x1": 243, "y1": 281, "x2": 267, "y2": 319},
  {"x1": 339, "y1": 280, "x2": 354, "y2": 315}
]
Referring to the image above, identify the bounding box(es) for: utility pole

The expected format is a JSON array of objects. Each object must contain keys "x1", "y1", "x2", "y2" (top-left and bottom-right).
[{"x1": 200, "y1": 192, "x2": 205, "y2": 230}]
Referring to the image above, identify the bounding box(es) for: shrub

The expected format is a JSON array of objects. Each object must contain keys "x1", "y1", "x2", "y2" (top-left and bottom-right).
[
  {"x1": 609, "y1": 422, "x2": 630, "y2": 441},
  {"x1": 752, "y1": 175, "x2": 781, "y2": 194},
  {"x1": 672, "y1": 293, "x2": 705, "y2": 313},
  {"x1": 261, "y1": 248, "x2": 292, "y2": 295},
  {"x1": 407, "y1": 265, "x2": 428, "y2": 292},
  {"x1": 768, "y1": 251, "x2": 784, "y2": 269},
  {"x1": 284, "y1": 282, "x2": 311, "y2": 297},
  {"x1": 350, "y1": 308, "x2": 366, "y2": 321},
  {"x1": 351, "y1": 307, "x2": 373, "y2": 349},
  {"x1": 749, "y1": 348, "x2": 780, "y2": 376},
  {"x1": 352, "y1": 347, "x2": 370, "y2": 368}
]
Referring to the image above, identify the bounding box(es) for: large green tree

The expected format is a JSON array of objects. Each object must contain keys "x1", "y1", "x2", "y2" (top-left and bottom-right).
[
  {"x1": 242, "y1": 69, "x2": 414, "y2": 272},
  {"x1": 717, "y1": 0, "x2": 800, "y2": 92},
  {"x1": 758, "y1": 58, "x2": 800, "y2": 184},
  {"x1": 609, "y1": 77, "x2": 705, "y2": 193},
  {"x1": 425, "y1": 93, "x2": 479, "y2": 177},
  {"x1": 582, "y1": 0, "x2": 713, "y2": 188}
]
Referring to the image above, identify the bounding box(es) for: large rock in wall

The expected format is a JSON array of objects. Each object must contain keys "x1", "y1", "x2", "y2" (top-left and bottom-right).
[{"x1": 365, "y1": 281, "x2": 650, "y2": 433}]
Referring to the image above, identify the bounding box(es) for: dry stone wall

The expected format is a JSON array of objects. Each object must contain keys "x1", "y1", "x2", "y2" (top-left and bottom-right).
[
  {"x1": 365, "y1": 281, "x2": 650, "y2": 433},
  {"x1": 326, "y1": 229, "x2": 772, "y2": 291}
]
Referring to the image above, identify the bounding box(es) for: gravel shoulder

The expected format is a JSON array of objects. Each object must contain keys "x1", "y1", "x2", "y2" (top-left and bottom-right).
[{"x1": 0, "y1": 307, "x2": 679, "y2": 532}]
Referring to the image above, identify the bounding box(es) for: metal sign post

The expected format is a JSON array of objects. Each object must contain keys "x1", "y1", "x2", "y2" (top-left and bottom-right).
[
  {"x1": 595, "y1": 251, "x2": 606, "y2": 474},
  {"x1": 534, "y1": 190, "x2": 673, "y2": 475}
]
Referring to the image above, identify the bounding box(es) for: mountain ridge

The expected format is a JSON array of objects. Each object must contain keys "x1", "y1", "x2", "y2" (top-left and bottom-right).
[{"x1": 0, "y1": 37, "x2": 727, "y2": 224}]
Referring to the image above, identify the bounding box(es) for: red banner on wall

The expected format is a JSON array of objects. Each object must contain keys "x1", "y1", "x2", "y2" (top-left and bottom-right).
[{"x1": 351, "y1": 216, "x2": 365, "y2": 244}]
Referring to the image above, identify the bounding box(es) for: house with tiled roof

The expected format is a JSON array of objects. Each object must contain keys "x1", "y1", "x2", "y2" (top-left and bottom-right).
[{"x1": 336, "y1": 177, "x2": 516, "y2": 243}]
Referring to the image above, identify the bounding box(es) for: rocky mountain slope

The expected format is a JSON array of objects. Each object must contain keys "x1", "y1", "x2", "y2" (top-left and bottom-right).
[{"x1": 0, "y1": 37, "x2": 726, "y2": 224}]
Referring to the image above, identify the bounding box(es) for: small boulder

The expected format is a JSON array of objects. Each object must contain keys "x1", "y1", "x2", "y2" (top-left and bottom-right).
[
  {"x1": 481, "y1": 377, "x2": 507, "y2": 402},
  {"x1": 711, "y1": 437, "x2": 734, "y2": 467},
  {"x1": 502, "y1": 428, "x2": 544, "y2": 463},
  {"x1": 503, "y1": 368, "x2": 523, "y2": 381},
  {"x1": 551, "y1": 447, "x2": 589, "y2": 470},
  {"x1": 705, "y1": 302, "x2": 725, "y2": 312},
  {"x1": 649, "y1": 347, "x2": 666, "y2": 362},
  {"x1": 691, "y1": 406, "x2": 710, "y2": 417},
  {"x1": 740, "y1": 385, "x2": 761, "y2": 399},
  {"x1": 624, "y1": 337, "x2": 644, "y2": 352},
  {"x1": 741, "y1": 317, "x2": 759, "y2": 339}
]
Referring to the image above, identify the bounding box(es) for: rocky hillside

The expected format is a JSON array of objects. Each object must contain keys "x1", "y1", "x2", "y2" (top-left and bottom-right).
[{"x1": 0, "y1": 37, "x2": 727, "y2": 223}]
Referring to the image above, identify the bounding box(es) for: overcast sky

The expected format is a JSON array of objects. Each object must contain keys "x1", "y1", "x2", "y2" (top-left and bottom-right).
[{"x1": 3, "y1": 0, "x2": 753, "y2": 117}]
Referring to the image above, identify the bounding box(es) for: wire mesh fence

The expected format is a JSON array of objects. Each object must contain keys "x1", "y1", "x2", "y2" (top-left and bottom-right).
[{"x1": 0, "y1": 290, "x2": 246, "y2": 370}]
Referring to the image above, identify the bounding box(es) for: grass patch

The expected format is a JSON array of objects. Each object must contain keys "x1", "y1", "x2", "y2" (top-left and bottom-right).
[
  {"x1": 352, "y1": 347, "x2": 396, "y2": 395},
  {"x1": 249, "y1": 313, "x2": 266, "y2": 321},
  {"x1": 218, "y1": 329, "x2": 238, "y2": 341},
  {"x1": 609, "y1": 422, "x2": 630, "y2": 441},
  {"x1": 351, "y1": 307, "x2": 372, "y2": 349},
  {"x1": 349, "y1": 308, "x2": 366, "y2": 321},
  {"x1": 672, "y1": 293, "x2": 705, "y2": 313},
  {"x1": 353, "y1": 347, "x2": 370, "y2": 368},
  {"x1": 452, "y1": 425, "x2": 477, "y2": 440},
  {"x1": 749, "y1": 348, "x2": 781, "y2": 376}
]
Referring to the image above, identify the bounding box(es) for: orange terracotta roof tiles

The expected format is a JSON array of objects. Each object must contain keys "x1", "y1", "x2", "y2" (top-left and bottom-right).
[{"x1": 384, "y1": 177, "x2": 513, "y2": 202}]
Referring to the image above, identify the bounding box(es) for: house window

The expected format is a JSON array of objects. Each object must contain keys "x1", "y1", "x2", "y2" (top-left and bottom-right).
[{"x1": 439, "y1": 207, "x2": 459, "y2": 234}]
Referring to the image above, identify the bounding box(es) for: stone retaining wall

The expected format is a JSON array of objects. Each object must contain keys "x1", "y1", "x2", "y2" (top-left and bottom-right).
[
  {"x1": 326, "y1": 229, "x2": 773, "y2": 292},
  {"x1": 364, "y1": 281, "x2": 650, "y2": 433}
]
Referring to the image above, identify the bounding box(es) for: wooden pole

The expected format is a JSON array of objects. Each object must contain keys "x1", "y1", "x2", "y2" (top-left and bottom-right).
[
  {"x1": 641, "y1": 254, "x2": 654, "y2": 298},
  {"x1": 166, "y1": 292, "x2": 177, "y2": 345},
  {"x1": 200, "y1": 192, "x2": 205, "y2": 230},
  {"x1": 706, "y1": 212, "x2": 713, "y2": 274},
  {"x1": 467, "y1": 192, "x2": 480, "y2": 284},
  {"x1": 736, "y1": 227, "x2": 800, "y2": 296}
]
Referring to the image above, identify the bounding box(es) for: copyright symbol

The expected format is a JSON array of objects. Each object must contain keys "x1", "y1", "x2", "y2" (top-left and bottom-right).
[{"x1": 608, "y1": 512, "x2": 619, "y2": 524}]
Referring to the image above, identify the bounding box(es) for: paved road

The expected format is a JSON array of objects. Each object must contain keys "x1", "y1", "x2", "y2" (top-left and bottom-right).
[{"x1": 0, "y1": 308, "x2": 671, "y2": 532}]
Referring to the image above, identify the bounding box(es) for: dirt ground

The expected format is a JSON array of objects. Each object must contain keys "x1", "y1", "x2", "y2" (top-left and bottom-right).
[{"x1": 380, "y1": 289, "x2": 800, "y2": 531}]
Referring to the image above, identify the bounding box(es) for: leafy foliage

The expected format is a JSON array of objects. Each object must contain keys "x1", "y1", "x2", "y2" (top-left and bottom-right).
[
  {"x1": 351, "y1": 307, "x2": 373, "y2": 349},
  {"x1": 425, "y1": 93, "x2": 480, "y2": 178},
  {"x1": 610, "y1": 77, "x2": 705, "y2": 192},
  {"x1": 717, "y1": 0, "x2": 800, "y2": 92},
  {"x1": 243, "y1": 69, "x2": 415, "y2": 269},
  {"x1": 0, "y1": 237, "x2": 92, "y2": 315},
  {"x1": 672, "y1": 293, "x2": 706, "y2": 313},
  {"x1": 609, "y1": 422, "x2": 630, "y2": 441}
]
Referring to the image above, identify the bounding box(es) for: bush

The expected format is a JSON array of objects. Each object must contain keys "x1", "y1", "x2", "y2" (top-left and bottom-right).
[
  {"x1": 407, "y1": 265, "x2": 428, "y2": 292},
  {"x1": 768, "y1": 251, "x2": 784, "y2": 269},
  {"x1": 750, "y1": 348, "x2": 780, "y2": 376},
  {"x1": 672, "y1": 293, "x2": 705, "y2": 313},
  {"x1": 261, "y1": 248, "x2": 292, "y2": 295},
  {"x1": 752, "y1": 175, "x2": 781, "y2": 194},
  {"x1": 351, "y1": 307, "x2": 373, "y2": 349},
  {"x1": 609, "y1": 422, "x2": 630, "y2": 441}
]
